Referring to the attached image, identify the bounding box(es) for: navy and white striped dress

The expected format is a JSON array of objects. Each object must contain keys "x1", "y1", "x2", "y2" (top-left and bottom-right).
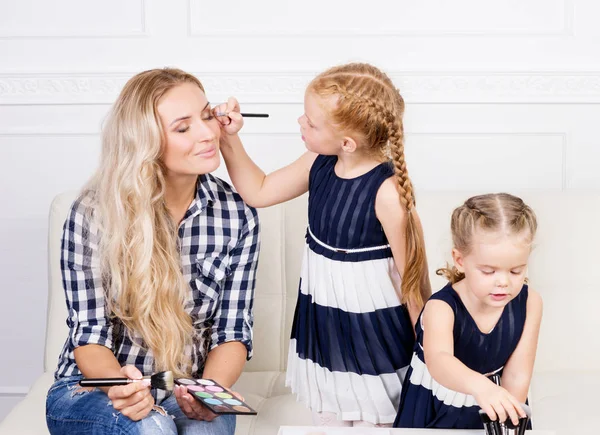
[
  {"x1": 286, "y1": 154, "x2": 415, "y2": 424},
  {"x1": 394, "y1": 283, "x2": 529, "y2": 429}
]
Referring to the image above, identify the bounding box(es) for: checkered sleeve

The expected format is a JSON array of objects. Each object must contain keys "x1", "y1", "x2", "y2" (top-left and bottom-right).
[
  {"x1": 61, "y1": 197, "x2": 113, "y2": 351},
  {"x1": 210, "y1": 204, "x2": 260, "y2": 359}
]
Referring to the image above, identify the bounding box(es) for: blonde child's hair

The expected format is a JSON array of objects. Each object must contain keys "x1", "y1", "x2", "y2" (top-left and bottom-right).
[
  {"x1": 437, "y1": 193, "x2": 538, "y2": 284},
  {"x1": 309, "y1": 62, "x2": 430, "y2": 308},
  {"x1": 84, "y1": 68, "x2": 205, "y2": 377}
]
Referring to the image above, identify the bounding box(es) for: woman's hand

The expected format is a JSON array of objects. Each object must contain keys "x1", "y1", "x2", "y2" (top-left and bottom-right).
[
  {"x1": 174, "y1": 385, "x2": 245, "y2": 421},
  {"x1": 213, "y1": 97, "x2": 243, "y2": 136},
  {"x1": 472, "y1": 377, "x2": 527, "y2": 426},
  {"x1": 106, "y1": 365, "x2": 154, "y2": 421}
]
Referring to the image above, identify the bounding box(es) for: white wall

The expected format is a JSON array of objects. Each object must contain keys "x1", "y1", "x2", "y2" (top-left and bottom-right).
[{"x1": 2, "y1": 0, "x2": 600, "y2": 421}]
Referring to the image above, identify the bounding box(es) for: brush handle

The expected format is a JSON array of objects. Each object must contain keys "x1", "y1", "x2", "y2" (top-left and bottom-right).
[
  {"x1": 80, "y1": 377, "x2": 145, "y2": 387},
  {"x1": 240, "y1": 113, "x2": 269, "y2": 118},
  {"x1": 215, "y1": 111, "x2": 269, "y2": 118}
]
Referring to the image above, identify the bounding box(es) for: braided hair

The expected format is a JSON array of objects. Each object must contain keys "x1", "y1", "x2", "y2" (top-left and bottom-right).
[
  {"x1": 436, "y1": 193, "x2": 538, "y2": 283},
  {"x1": 309, "y1": 63, "x2": 429, "y2": 308}
]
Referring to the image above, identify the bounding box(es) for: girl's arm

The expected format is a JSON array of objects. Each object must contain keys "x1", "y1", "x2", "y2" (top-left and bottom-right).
[
  {"x1": 500, "y1": 289, "x2": 543, "y2": 402},
  {"x1": 215, "y1": 98, "x2": 317, "y2": 208},
  {"x1": 423, "y1": 299, "x2": 526, "y2": 425},
  {"x1": 220, "y1": 133, "x2": 316, "y2": 208},
  {"x1": 375, "y1": 178, "x2": 427, "y2": 327}
]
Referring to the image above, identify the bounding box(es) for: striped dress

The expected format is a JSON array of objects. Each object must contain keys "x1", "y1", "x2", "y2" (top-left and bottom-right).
[
  {"x1": 286, "y1": 154, "x2": 415, "y2": 425},
  {"x1": 394, "y1": 283, "x2": 530, "y2": 429}
]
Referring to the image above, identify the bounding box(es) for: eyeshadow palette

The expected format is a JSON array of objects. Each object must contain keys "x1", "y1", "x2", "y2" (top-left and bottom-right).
[{"x1": 174, "y1": 378, "x2": 257, "y2": 415}]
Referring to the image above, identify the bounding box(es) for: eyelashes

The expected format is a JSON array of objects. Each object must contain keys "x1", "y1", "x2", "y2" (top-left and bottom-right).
[
  {"x1": 175, "y1": 114, "x2": 214, "y2": 133},
  {"x1": 480, "y1": 270, "x2": 524, "y2": 275}
]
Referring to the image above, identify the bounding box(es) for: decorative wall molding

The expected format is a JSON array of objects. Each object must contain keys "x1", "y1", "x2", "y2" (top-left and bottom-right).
[
  {"x1": 1, "y1": 71, "x2": 600, "y2": 105},
  {"x1": 188, "y1": 0, "x2": 573, "y2": 37}
]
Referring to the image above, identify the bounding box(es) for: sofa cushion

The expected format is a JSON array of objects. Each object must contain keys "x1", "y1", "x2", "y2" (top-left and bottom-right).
[
  {"x1": 530, "y1": 371, "x2": 599, "y2": 435},
  {"x1": 233, "y1": 372, "x2": 312, "y2": 435},
  {"x1": 0, "y1": 372, "x2": 54, "y2": 434}
]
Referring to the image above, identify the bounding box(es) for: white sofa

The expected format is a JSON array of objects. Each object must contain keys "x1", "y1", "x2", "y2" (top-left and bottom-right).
[{"x1": 1, "y1": 190, "x2": 597, "y2": 434}]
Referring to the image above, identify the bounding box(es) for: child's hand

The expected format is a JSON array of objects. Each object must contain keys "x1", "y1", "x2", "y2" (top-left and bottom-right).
[
  {"x1": 213, "y1": 97, "x2": 243, "y2": 136},
  {"x1": 472, "y1": 378, "x2": 527, "y2": 426}
]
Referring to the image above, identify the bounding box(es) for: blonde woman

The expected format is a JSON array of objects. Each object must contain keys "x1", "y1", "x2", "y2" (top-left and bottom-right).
[{"x1": 45, "y1": 68, "x2": 260, "y2": 435}]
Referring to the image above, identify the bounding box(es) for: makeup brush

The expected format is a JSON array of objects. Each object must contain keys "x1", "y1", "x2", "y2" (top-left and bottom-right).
[
  {"x1": 504, "y1": 403, "x2": 531, "y2": 435},
  {"x1": 479, "y1": 403, "x2": 531, "y2": 435},
  {"x1": 79, "y1": 370, "x2": 174, "y2": 391},
  {"x1": 215, "y1": 112, "x2": 269, "y2": 118},
  {"x1": 479, "y1": 409, "x2": 503, "y2": 435}
]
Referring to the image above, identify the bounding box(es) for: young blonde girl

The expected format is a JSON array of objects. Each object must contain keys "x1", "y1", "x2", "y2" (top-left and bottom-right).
[
  {"x1": 215, "y1": 62, "x2": 431, "y2": 427},
  {"x1": 395, "y1": 193, "x2": 542, "y2": 429}
]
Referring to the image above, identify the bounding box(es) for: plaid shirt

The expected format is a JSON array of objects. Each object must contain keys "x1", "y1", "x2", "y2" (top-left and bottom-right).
[{"x1": 54, "y1": 173, "x2": 260, "y2": 382}]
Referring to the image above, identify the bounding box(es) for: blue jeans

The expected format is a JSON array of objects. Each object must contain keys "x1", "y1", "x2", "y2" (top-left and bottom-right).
[{"x1": 46, "y1": 376, "x2": 236, "y2": 435}]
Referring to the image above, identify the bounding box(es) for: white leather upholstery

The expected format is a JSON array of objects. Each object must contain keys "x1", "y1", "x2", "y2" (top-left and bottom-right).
[{"x1": 0, "y1": 190, "x2": 596, "y2": 434}]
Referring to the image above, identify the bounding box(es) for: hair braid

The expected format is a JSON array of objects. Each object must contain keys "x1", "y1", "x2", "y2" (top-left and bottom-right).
[
  {"x1": 309, "y1": 63, "x2": 431, "y2": 308},
  {"x1": 437, "y1": 193, "x2": 538, "y2": 284}
]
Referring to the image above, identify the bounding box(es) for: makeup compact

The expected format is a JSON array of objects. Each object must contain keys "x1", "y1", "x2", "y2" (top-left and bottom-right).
[{"x1": 174, "y1": 378, "x2": 257, "y2": 415}]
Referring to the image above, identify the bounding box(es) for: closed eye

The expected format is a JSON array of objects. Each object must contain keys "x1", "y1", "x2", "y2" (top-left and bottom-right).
[{"x1": 201, "y1": 102, "x2": 214, "y2": 121}]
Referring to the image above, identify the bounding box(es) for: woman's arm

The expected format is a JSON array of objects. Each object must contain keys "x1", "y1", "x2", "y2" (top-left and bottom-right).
[
  {"x1": 209, "y1": 203, "x2": 260, "y2": 380},
  {"x1": 500, "y1": 288, "x2": 543, "y2": 402},
  {"x1": 220, "y1": 134, "x2": 316, "y2": 208},
  {"x1": 175, "y1": 202, "x2": 260, "y2": 421},
  {"x1": 62, "y1": 198, "x2": 120, "y2": 377},
  {"x1": 375, "y1": 178, "x2": 430, "y2": 327},
  {"x1": 202, "y1": 342, "x2": 247, "y2": 388},
  {"x1": 74, "y1": 345, "x2": 122, "y2": 380},
  {"x1": 62, "y1": 198, "x2": 153, "y2": 420},
  {"x1": 175, "y1": 341, "x2": 247, "y2": 422}
]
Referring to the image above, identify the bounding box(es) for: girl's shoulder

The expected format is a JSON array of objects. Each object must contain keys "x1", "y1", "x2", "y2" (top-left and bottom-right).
[
  {"x1": 419, "y1": 283, "x2": 461, "y2": 324},
  {"x1": 516, "y1": 284, "x2": 543, "y2": 315},
  {"x1": 429, "y1": 282, "x2": 460, "y2": 307}
]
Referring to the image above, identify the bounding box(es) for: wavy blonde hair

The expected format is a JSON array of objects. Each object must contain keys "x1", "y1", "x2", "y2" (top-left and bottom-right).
[
  {"x1": 85, "y1": 68, "x2": 204, "y2": 377},
  {"x1": 309, "y1": 63, "x2": 431, "y2": 309},
  {"x1": 437, "y1": 193, "x2": 538, "y2": 284}
]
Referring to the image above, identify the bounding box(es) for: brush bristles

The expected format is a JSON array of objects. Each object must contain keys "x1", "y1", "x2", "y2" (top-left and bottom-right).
[{"x1": 151, "y1": 371, "x2": 174, "y2": 391}]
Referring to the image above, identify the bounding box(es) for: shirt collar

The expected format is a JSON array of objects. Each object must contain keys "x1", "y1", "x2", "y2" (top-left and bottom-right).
[{"x1": 182, "y1": 175, "x2": 215, "y2": 222}]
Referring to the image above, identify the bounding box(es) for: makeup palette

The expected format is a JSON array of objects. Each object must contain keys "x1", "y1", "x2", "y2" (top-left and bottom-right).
[{"x1": 174, "y1": 378, "x2": 257, "y2": 415}]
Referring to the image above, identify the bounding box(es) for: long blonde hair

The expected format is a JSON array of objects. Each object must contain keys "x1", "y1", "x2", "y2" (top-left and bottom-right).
[
  {"x1": 85, "y1": 68, "x2": 204, "y2": 376},
  {"x1": 309, "y1": 63, "x2": 431, "y2": 309},
  {"x1": 437, "y1": 193, "x2": 538, "y2": 284}
]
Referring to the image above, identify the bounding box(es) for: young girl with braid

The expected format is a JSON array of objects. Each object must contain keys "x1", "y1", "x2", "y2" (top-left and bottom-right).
[
  {"x1": 215, "y1": 62, "x2": 431, "y2": 427},
  {"x1": 395, "y1": 193, "x2": 542, "y2": 429}
]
